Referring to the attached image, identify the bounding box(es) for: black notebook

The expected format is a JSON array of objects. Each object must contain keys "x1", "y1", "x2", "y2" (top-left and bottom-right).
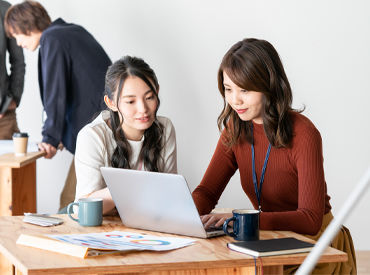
[{"x1": 227, "y1": 237, "x2": 314, "y2": 257}]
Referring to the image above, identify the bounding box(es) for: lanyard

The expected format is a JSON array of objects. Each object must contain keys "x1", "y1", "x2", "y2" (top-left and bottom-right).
[{"x1": 251, "y1": 124, "x2": 272, "y2": 211}]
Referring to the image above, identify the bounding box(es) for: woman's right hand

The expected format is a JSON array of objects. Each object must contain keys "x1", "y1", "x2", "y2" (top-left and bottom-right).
[{"x1": 200, "y1": 213, "x2": 233, "y2": 229}]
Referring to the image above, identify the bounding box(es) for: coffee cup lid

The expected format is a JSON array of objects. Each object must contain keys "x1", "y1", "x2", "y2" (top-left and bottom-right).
[{"x1": 13, "y1": 132, "x2": 29, "y2": 138}]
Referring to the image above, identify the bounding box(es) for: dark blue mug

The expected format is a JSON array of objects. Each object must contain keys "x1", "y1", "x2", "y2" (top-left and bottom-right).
[{"x1": 223, "y1": 209, "x2": 260, "y2": 241}]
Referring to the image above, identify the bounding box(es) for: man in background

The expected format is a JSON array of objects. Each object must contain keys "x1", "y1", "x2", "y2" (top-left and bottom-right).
[
  {"x1": 0, "y1": 0, "x2": 25, "y2": 139},
  {"x1": 5, "y1": 1, "x2": 112, "y2": 211}
]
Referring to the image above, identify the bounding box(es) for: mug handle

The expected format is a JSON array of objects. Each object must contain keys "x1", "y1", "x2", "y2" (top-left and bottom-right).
[
  {"x1": 223, "y1": 216, "x2": 236, "y2": 238},
  {"x1": 67, "y1": 202, "x2": 79, "y2": 222}
]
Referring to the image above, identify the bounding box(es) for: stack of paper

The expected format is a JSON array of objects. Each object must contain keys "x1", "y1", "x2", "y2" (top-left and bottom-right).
[
  {"x1": 23, "y1": 213, "x2": 63, "y2": 227},
  {"x1": 17, "y1": 231, "x2": 196, "y2": 258},
  {"x1": 49, "y1": 231, "x2": 195, "y2": 252}
]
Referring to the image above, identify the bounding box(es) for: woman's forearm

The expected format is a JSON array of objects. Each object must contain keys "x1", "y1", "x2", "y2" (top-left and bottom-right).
[{"x1": 82, "y1": 187, "x2": 115, "y2": 215}]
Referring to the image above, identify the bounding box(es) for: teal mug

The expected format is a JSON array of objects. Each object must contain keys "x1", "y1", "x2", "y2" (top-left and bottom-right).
[{"x1": 67, "y1": 198, "x2": 103, "y2": 226}]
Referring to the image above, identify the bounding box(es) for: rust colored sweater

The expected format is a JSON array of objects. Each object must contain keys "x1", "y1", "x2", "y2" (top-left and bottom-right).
[{"x1": 192, "y1": 112, "x2": 331, "y2": 235}]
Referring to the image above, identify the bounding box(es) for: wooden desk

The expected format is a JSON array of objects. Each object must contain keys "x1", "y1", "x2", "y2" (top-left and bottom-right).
[
  {"x1": 0, "y1": 151, "x2": 45, "y2": 216},
  {"x1": 0, "y1": 215, "x2": 347, "y2": 275},
  {"x1": 0, "y1": 151, "x2": 45, "y2": 274}
]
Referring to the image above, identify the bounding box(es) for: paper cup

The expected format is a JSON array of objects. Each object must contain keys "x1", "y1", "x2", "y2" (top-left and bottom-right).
[{"x1": 13, "y1": 132, "x2": 29, "y2": 156}]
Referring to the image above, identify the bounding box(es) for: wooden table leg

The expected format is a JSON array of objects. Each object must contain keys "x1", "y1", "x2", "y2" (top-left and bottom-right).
[
  {"x1": 11, "y1": 162, "x2": 37, "y2": 215},
  {"x1": 0, "y1": 167, "x2": 13, "y2": 274},
  {"x1": 0, "y1": 254, "x2": 14, "y2": 275},
  {"x1": 0, "y1": 163, "x2": 36, "y2": 274},
  {"x1": 1, "y1": 162, "x2": 36, "y2": 216},
  {"x1": 0, "y1": 167, "x2": 12, "y2": 216}
]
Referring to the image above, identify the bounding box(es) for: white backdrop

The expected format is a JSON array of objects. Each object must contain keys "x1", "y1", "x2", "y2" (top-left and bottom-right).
[{"x1": 8, "y1": 0, "x2": 370, "y2": 249}]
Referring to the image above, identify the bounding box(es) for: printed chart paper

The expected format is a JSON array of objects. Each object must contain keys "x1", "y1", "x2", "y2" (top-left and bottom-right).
[{"x1": 48, "y1": 231, "x2": 195, "y2": 251}]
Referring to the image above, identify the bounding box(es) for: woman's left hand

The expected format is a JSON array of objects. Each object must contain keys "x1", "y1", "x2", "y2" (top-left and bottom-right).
[{"x1": 200, "y1": 213, "x2": 233, "y2": 229}]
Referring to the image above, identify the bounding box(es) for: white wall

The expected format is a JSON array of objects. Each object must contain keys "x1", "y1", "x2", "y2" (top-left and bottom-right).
[{"x1": 8, "y1": 0, "x2": 370, "y2": 249}]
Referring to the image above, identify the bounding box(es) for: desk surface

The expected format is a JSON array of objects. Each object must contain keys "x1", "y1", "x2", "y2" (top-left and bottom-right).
[
  {"x1": 0, "y1": 151, "x2": 45, "y2": 168},
  {"x1": 0, "y1": 215, "x2": 347, "y2": 275}
]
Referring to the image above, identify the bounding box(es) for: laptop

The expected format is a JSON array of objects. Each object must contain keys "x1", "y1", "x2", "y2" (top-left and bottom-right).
[{"x1": 100, "y1": 167, "x2": 225, "y2": 238}]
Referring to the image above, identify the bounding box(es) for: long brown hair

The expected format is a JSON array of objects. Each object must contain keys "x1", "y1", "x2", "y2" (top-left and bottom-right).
[
  {"x1": 217, "y1": 38, "x2": 299, "y2": 148},
  {"x1": 105, "y1": 56, "x2": 164, "y2": 171}
]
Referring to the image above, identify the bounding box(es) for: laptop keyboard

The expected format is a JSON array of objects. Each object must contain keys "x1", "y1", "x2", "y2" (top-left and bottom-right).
[{"x1": 205, "y1": 225, "x2": 223, "y2": 232}]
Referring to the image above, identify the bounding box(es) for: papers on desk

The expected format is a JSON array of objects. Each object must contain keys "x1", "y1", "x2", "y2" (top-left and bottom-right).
[
  {"x1": 23, "y1": 213, "x2": 63, "y2": 227},
  {"x1": 17, "y1": 231, "x2": 196, "y2": 258},
  {"x1": 49, "y1": 231, "x2": 195, "y2": 252},
  {"x1": 0, "y1": 140, "x2": 39, "y2": 155}
]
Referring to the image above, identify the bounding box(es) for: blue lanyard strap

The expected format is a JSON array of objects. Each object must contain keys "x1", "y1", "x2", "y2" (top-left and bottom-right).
[{"x1": 251, "y1": 124, "x2": 272, "y2": 210}]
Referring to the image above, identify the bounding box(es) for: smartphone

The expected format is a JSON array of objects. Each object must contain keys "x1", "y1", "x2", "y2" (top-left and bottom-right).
[{"x1": 0, "y1": 94, "x2": 13, "y2": 114}]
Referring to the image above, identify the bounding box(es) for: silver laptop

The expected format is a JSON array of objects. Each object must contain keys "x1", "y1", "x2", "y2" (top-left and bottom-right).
[{"x1": 100, "y1": 167, "x2": 224, "y2": 238}]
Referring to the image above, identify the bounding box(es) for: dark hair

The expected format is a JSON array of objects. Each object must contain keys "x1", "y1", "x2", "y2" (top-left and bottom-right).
[
  {"x1": 4, "y1": 0, "x2": 51, "y2": 37},
  {"x1": 105, "y1": 56, "x2": 164, "y2": 171},
  {"x1": 217, "y1": 38, "x2": 300, "y2": 148}
]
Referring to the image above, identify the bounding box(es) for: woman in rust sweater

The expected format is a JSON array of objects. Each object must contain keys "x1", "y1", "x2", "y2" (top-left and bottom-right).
[{"x1": 192, "y1": 38, "x2": 356, "y2": 274}]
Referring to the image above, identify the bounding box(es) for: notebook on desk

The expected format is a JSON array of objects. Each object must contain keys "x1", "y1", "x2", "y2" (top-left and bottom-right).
[
  {"x1": 227, "y1": 237, "x2": 314, "y2": 257},
  {"x1": 100, "y1": 167, "x2": 225, "y2": 238}
]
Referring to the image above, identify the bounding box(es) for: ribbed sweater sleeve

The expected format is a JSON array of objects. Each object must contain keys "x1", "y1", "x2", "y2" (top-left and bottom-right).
[
  {"x1": 192, "y1": 132, "x2": 238, "y2": 215},
  {"x1": 260, "y1": 123, "x2": 326, "y2": 235}
]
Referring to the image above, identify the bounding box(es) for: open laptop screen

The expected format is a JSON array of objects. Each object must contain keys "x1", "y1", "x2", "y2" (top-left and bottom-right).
[{"x1": 101, "y1": 167, "x2": 224, "y2": 238}]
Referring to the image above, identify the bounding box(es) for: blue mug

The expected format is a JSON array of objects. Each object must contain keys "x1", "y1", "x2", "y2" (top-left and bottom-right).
[
  {"x1": 223, "y1": 209, "x2": 260, "y2": 241},
  {"x1": 67, "y1": 198, "x2": 103, "y2": 226}
]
